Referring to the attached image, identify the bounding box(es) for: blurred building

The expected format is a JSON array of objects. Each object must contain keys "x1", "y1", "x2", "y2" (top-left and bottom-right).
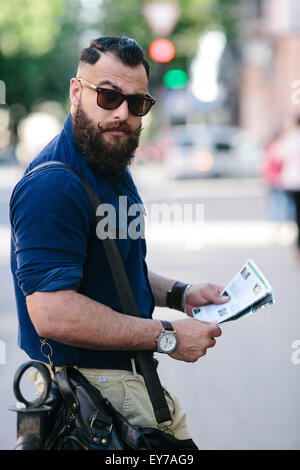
[{"x1": 239, "y1": 0, "x2": 300, "y2": 142}]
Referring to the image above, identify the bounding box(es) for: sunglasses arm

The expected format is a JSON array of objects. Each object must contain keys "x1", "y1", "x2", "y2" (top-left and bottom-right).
[{"x1": 77, "y1": 77, "x2": 97, "y2": 91}]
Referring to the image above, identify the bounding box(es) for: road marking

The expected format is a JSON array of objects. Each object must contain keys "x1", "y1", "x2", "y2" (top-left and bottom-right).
[
  {"x1": 133, "y1": 164, "x2": 266, "y2": 199},
  {"x1": 146, "y1": 220, "x2": 297, "y2": 249}
]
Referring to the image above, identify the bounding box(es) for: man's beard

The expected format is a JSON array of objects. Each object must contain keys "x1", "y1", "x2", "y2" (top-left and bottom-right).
[{"x1": 72, "y1": 105, "x2": 142, "y2": 175}]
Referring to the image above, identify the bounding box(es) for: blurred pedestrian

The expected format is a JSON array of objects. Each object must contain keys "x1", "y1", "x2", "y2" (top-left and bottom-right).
[
  {"x1": 262, "y1": 125, "x2": 295, "y2": 221},
  {"x1": 262, "y1": 130, "x2": 283, "y2": 219},
  {"x1": 275, "y1": 116, "x2": 300, "y2": 259}
]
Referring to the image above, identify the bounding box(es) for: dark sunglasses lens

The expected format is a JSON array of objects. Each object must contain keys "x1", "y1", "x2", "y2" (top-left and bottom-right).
[
  {"x1": 97, "y1": 89, "x2": 123, "y2": 109},
  {"x1": 128, "y1": 96, "x2": 152, "y2": 116},
  {"x1": 97, "y1": 88, "x2": 154, "y2": 116}
]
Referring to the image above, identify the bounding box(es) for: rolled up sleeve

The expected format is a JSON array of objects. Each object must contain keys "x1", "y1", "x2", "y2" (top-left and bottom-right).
[{"x1": 10, "y1": 167, "x2": 93, "y2": 297}]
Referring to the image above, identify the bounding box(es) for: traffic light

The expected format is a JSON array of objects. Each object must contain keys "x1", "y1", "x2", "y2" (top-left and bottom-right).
[
  {"x1": 163, "y1": 69, "x2": 188, "y2": 89},
  {"x1": 149, "y1": 38, "x2": 175, "y2": 63}
]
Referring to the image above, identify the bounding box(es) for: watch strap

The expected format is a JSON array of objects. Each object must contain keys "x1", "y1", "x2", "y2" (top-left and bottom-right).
[{"x1": 160, "y1": 320, "x2": 174, "y2": 332}]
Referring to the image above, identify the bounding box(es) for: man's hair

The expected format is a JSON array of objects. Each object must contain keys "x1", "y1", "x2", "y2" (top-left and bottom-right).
[{"x1": 79, "y1": 36, "x2": 149, "y2": 78}]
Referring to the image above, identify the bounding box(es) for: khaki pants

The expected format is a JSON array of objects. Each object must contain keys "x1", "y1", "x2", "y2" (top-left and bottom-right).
[{"x1": 40, "y1": 361, "x2": 192, "y2": 441}]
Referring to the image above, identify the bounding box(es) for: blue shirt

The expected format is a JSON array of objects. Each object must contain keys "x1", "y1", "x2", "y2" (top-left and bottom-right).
[{"x1": 9, "y1": 113, "x2": 155, "y2": 368}]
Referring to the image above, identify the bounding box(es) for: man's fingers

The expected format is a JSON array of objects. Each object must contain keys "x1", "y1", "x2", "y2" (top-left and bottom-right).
[
  {"x1": 212, "y1": 293, "x2": 230, "y2": 304},
  {"x1": 215, "y1": 285, "x2": 225, "y2": 295},
  {"x1": 207, "y1": 338, "x2": 216, "y2": 348},
  {"x1": 207, "y1": 323, "x2": 222, "y2": 337},
  {"x1": 205, "y1": 284, "x2": 230, "y2": 304}
]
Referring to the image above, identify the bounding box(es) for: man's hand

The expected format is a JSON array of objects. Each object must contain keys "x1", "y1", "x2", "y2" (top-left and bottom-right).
[
  {"x1": 185, "y1": 283, "x2": 229, "y2": 317},
  {"x1": 170, "y1": 318, "x2": 222, "y2": 362}
]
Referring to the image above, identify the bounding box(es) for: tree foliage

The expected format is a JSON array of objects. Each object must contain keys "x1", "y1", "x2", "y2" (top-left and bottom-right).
[
  {"x1": 0, "y1": 0, "x2": 83, "y2": 112},
  {"x1": 0, "y1": 0, "x2": 63, "y2": 56}
]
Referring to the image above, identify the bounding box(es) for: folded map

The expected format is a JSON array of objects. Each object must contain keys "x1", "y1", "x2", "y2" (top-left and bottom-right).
[{"x1": 192, "y1": 259, "x2": 275, "y2": 324}]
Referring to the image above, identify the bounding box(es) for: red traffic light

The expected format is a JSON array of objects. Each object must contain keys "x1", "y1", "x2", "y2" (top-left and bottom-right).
[{"x1": 149, "y1": 38, "x2": 175, "y2": 63}]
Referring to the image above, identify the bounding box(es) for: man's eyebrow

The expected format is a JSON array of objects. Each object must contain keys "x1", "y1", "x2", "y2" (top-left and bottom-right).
[
  {"x1": 97, "y1": 80, "x2": 123, "y2": 92},
  {"x1": 96, "y1": 79, "x2": 148, "y2": 96}
]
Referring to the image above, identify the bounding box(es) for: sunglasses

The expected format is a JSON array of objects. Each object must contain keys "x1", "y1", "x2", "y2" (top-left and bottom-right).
[{"x1": 77, "y1": 77, "x2": 156, "y2": 116}]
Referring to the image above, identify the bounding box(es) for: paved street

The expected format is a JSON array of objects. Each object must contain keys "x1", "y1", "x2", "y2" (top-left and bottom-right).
[{"x1": 0, "y1": 162, "x2": 300, "y2": 449}]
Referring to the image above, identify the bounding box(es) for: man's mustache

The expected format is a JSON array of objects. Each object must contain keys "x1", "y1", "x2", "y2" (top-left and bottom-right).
[
  {"x1": 98, "y1": 121, "x2": 142, "y2": 136},
  {"x1": 98, "y1": 122, "x2": 130, "y2": 133}
]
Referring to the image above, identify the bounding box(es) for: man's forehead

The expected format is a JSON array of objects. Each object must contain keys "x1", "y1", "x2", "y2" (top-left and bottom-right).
[{"x1": 78, "y1": 52, "x2": 148, "y2": 93}]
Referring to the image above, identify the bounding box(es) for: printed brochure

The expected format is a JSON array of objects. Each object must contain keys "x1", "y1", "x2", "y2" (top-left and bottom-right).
[{"x1": 192, "y1": 259, "x2": 275, "y2": 324}]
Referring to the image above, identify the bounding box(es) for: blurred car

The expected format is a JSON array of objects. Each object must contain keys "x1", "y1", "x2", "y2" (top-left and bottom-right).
[{"x1": 163, "y1": 124, "x2": 263, "y2": 179}]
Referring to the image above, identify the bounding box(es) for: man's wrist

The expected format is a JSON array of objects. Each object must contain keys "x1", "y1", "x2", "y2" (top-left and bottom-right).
[{"x1": 166, "y1": 281, "x2": 192, "y2": 312}]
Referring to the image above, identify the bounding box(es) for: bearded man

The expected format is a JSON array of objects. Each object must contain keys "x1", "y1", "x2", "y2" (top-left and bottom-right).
[{"x1": 9, "y1": 36, "x2": 228, "y2": 447}]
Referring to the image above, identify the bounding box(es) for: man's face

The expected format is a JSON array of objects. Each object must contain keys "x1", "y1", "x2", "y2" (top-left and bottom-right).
[{"x1": 70, "y1": 52, "x2": 149, "y2": 175}]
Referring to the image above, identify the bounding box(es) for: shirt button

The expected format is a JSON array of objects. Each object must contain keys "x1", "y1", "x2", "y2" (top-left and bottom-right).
[{"x1": 97, "y1": 376, "x2": 108, "y2": 383}]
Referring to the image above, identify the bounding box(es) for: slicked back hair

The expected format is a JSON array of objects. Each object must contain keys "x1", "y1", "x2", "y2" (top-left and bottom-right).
[{"x1": 79, "y1": 36, "x2": 149, "y2": 78}]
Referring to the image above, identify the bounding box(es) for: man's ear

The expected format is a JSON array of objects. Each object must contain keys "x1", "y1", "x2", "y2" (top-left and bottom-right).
[{"x1": 70, "y1": 78, "x2": 81, "y2": 107}]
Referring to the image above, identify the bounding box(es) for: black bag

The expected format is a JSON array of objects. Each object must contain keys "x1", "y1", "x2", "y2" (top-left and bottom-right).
[
  {"x1": 26, "y1": 161, "x2": 198, "y2": 451},
  {"x1": 43, "y1": 366, "x2": 197, "y2": 450}
]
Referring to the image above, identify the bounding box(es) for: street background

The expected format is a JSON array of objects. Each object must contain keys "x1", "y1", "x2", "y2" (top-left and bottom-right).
[{"x1": 1, "y1": 0, "x2": 300, "y2": 450}]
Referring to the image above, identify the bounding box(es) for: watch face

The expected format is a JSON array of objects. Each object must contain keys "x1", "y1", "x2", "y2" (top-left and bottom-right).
[{"x1": 159, "y1": 333, "x2": 177, "y2": 353}]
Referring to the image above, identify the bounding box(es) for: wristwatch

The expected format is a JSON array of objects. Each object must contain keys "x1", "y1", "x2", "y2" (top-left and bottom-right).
[{"x1": 156, "y1": 320, "x2": 177, "y2": 354}]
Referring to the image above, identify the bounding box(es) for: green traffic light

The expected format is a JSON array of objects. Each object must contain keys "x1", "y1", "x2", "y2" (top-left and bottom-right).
[{"x1": 163, "y1": 69, "x2": 188, "y2": 89}]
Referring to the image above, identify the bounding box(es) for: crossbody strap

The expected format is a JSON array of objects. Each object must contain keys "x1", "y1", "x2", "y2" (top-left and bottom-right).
[{"x1": 26, "y1": 160, "x2": 172, "y2": 424}]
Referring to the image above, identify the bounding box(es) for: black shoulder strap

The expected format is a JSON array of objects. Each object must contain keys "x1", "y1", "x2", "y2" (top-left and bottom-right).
[{"x1": 26, "y1": 160, "x2": 172, "y2": 424}]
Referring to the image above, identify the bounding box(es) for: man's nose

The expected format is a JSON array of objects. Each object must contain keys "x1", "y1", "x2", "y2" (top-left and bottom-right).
[{"x1": 112, "y1": 99, "x2": 129, "y2": 121}]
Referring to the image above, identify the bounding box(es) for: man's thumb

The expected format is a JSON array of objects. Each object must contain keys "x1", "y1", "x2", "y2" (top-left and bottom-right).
[{"x1": 214, "y1": 293, "x2": 230, "y2": 304}]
